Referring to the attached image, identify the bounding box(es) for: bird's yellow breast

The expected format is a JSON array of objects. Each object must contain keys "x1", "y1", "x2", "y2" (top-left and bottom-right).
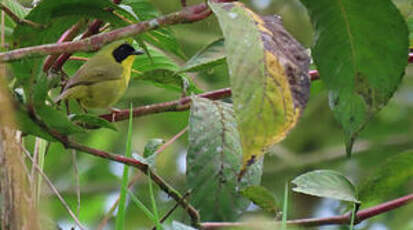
[{"x1": 77, "y1": 55, "x2": 136, "y2": 109}]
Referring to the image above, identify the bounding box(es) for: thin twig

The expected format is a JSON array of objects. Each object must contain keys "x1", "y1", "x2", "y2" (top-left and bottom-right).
[
  {"x1": 22, "y1": 145, "x2": 85, "y2": 230},
  {"x1": 100, "y1": 88, "x2": 232, "y2": 122},
  {"x1": 72, "y1": 149, "x2": 81, "y2": 216},
  {"x1": 200, "y1": 193, "x2": 413, "y2": 229},
  {"x1": 151, "y1": 192, "x2": 191, "y2": 230},
  {"x1": 155, "y1": 126, "x2": 188, "y2": 155},
  {"x1": 51, "y1": 19, "x2": 104, "y2": 71},
  {"x1": 43, "y1": 20, "x2": 86, "y2": 72},
  {"x1": 0, "y1": 3, "x2": 44, "y2": 29}
]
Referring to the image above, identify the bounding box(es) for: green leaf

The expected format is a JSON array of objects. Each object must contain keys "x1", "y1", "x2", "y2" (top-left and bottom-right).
[
  {"x1": 143, "y1": 138, "x2": 165, "y2": 157},
  {"x1": 240, "y1": 185, "x2": 279, "y2": 215},
  {"x1": 172, "y1": 221, "x2": 197, "y2": 230},
  {"x1": 115, "y1": 104, "x2": 134, "y2": 230},
  {"x1": 187, "y1": 97, "x2": 260, "y2": 221},
  {"x1": 300, "y1": 0, "x2": 409, "y2": 154},
  {"x1": 133, "y1": 46, "x2": 201, "y2": 94},
  {"x1": 292, "y1": 169, "x2": 360, "y2": 203},
  {"x1": 69, "y1": 114, "x2": 117, "y2": 131},
  {"x1": 179, "y1": 38, "x2": 226, "y2": 73},
  {"x1": 15, "y1": 107, "x2": 56, "y2": 141},
  {"x1": 210, "y1": 2, "x2": 310, "y2": 173},
  {"x1": 33, "y1": 74, "x2": 84, "y2": 135},
  {"x1": 122, "y1": 0, "x2": 185, "y2": 58},
  {"x1": 359, "y1": 150, "x2": 413, "y2": 205},
  {"x1": 13, "y1": 0, "x2": 129, "y2": 48}
]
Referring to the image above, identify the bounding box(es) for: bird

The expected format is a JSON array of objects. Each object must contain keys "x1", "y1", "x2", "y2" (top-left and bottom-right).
[{"x1": 55, "y1": 40, "x2": 144, "y2": 110}]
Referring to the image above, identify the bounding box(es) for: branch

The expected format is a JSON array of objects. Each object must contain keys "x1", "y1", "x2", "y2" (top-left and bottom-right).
[
  {"x1": 100, "y1": 87, "x2": 232, "y2": 122},
  {"x1": 43, "y1": 20, "x2": 86, "y2": 72},
  {"x1": 0, "y1": 1, "x2": 229, "y2": 62},
  {"x1": 200, "y1": 193, "x2": 413, "y2": 229},
  {"x1": 51, "y1": 19, "x2": 104, "y2": 71},
  {"x1": 0, "y1": 3, "x2": 45, "y2": 29}
]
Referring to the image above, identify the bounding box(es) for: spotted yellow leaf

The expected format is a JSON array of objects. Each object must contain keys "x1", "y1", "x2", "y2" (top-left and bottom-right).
[{"x1": 209, "y1": 1, "x2": 310, "y2": 177}]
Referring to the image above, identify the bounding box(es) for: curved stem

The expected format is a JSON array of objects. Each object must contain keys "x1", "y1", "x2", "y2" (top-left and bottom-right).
[{"x1": 200, "y1": 193, "x2": 413, "y2": 229}]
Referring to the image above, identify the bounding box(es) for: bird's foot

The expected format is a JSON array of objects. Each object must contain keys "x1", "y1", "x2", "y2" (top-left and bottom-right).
[{"x1": 110, "y1": 107, "x2": 122, "y2": 122}]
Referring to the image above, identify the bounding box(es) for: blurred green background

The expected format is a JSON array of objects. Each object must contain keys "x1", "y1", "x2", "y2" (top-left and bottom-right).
[{"x1": 17, "y1": 0, "x2": 413, "y2": 229}]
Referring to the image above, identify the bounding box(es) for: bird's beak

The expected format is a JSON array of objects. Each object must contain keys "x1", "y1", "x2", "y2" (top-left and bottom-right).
[{"x1": 133, "y1": 50, "x2": 145, "y2": 55}]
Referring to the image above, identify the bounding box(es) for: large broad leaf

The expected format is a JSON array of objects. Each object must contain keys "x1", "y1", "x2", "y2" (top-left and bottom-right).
[
  {"x1": 210, "y1": 2, "x2": 310, "y2": 175},
  {"x1": 300, "y1": 0, "x2": 409, "y2": 154},
  {"x1": 359, "y1": 150, "x2": 413, "y2": 205},
  {"x1": 292, "y1": 169, "x2": 360, "y2": 203},
  {"x1": 187, "y1": 97, "x2": 261, "y2": 221},
  {"x1": 179, "y1": 38, "x2": 226, "y2": 73}
]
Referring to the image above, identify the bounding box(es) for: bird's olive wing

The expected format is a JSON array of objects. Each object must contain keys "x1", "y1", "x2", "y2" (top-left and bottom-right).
[{"x1": 64, "y1": 56, "x2": 123, "y2": 89}]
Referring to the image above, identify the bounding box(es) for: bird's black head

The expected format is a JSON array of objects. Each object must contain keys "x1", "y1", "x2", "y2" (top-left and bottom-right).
[{"x1": 112, "y1": 43, "x2": 144, "y2": 63}]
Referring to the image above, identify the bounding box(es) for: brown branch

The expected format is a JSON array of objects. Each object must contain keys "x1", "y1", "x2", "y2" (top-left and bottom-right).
[
  {"x1": 99, "y1": 88, "x2": 232, "y2": 122},
  {"x1": 200, "y1": 193, "x2": 413, "y2": 229},
  {"x1": 48, "y1": 131, "x2": 201, "y2": 227},
  {"x1": 0, "y1": 3, "x2": 45, "y2": 29},
  {"x1": 43, "y1": 20, "x2": 86, "y2": 72},
  {"x1": 0, "y1": 1, "x2": 222, "y2": 62},
  {"x1": 46, "y1": 0, "x2": 124, "y2": 72},
  {"x1": 98, "y1": 69, "x2": 323, "y2": 123},
  {"x1": 51, "y1": 19, "x2": 104, "y2": 71}
]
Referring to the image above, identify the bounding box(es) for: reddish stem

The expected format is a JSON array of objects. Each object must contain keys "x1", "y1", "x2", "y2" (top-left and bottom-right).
[
  {"x1": 99, "y1": 88, "x2": 232, "y2": 122},
  {"x1": 201, "y1": 193, "x2": 413, "y2": 229},
  {"x1": 43, "y1": 21, "x2": 85, "y2": 72},
  {"x1": 51, "y1": 20, "x2": 104, "y2": 71}
]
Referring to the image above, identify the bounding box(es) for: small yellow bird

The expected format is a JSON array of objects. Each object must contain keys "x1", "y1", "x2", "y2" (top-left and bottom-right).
[{"x1": 55, "y1": 40, "x2": 144, "y2": 109}]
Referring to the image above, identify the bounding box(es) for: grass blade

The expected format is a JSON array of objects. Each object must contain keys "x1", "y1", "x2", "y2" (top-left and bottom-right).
[
  {"x1": 148, "y1": 170, "x2": 161, "y2": 229},
  {"x1": 115, "y1": 104, "x2": 134, "y2": 230},
  {"x1": 128, "y1": 190, "x2": 156, "y2": 222},
  {"x1": 281, "y1": 182, "x2": 288, "y2": 230}
]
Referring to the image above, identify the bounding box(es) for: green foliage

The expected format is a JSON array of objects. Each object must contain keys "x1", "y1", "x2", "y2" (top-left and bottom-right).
[
  {"x1": 13, "y1": 0, "x2": 130, "y2": 47},
  {"x1": 143, "y1": 138, "x2": 165, "y2": 157},
  {"x1": 179, "y1": 38, "x2": 226, "y2": 73},
  {"x1": 187, "y1": 97, "x2": 260, "y2": 221},
  {"x1": 240, "y1": 185, "x2": 279, "y2": 215},
  {"x1": 359, "y1": 150, "x2": 413, "y2": 205},
  {"x1": 2, "y1": 0, "x2": 412, "y2": 228},
  {"x1": 300, "y1": 0, "x2": 409, "y2": 154},
  {"x1": 122, "y1": 0, "x2": 185, "y2": 58},
  {"x1": 69, "y1": 114, "x2": 117, "y2": 131},
  {"x1": 33, "y1": 75, "x2": 84, "y2": 135},
  {"x1": 133, "y1": 46, "x2": 201, "y2": 94},
  {"x1": 292, "y1": 169, "x2": 360, "y2": 203}
]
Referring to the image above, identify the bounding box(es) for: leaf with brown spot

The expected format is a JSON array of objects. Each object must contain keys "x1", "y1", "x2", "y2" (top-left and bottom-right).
[{"x1": 209, "y1": 1, "x2": 310, "y2": 176}]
